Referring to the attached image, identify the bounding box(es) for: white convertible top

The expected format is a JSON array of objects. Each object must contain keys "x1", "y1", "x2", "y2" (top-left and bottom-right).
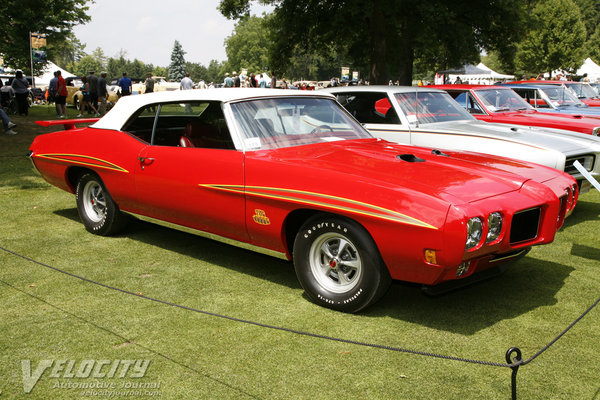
[{"x1": 92, "y1": 88, "x2": 335, "y2": 131}]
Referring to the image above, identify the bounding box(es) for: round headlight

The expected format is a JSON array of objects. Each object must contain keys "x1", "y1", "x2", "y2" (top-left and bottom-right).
[
  {"x1": 466, "y1": 217, "x2": 483, "y2": 250},
  {"x1": 486, "y1": 212, "x2": 503, "y2": 243}
]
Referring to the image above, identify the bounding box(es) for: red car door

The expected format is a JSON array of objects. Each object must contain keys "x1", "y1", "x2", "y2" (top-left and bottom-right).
[{"x1": 134, "y1": 145, "x2": 247, "y2": 242}]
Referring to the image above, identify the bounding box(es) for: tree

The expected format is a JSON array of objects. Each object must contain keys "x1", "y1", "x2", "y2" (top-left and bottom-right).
[
  {"x1": 168, "y1": 40, "x2": 186, "y2": 82},
  {"x1": 224, "y1": 16, "x2": 271, "y2": 76},
  {"x1": 71, "y1": 54, "x2": 103, "y2": 76},
  {"x1": 588, "y1": 26, "x2": 600, "y2": 62},
  {"x1": 219, "y1": 0, "x2": 526, "y2": 85},
  {"x1": 516, "y1": 0, "x2": 587, "y2": 76},
  {"x1": 48, "y1": 33, "x2": 87, "y2": 70},
  {"x1": 223, "y1": 14, "x2": 343, "y2": 81},
  {"x1": 185, "y1": 62, "x2": 208, "y2": 83},
  {"x1": 69, "y1": 47, "x2": 108, "y2": 76},
  {"x1": 205, "y1": 59, "x2": 225, "y2": 85},
  {"x1": 0, "y1": 0, "x2": 91, "y2": 74},
  {"x1": 574, "y1": 0, "x2": 600, "y2": 60},
  {"x1": 152, "y1": 66, "x2": 168, "y2": 78}
]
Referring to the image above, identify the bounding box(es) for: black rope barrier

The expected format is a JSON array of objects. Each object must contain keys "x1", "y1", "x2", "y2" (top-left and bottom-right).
[{"x1": 1, "y1": 244, "x2": 598, "y2": 399}]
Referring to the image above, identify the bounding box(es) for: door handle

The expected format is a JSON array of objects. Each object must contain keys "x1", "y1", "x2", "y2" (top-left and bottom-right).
[{"x1": 138, "y1": 157, "x2": 155, "y2": 169}]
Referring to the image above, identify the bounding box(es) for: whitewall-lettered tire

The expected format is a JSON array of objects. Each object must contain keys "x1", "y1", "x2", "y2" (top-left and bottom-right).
[
  {"x1": 293, "y1": 215, "x2": 391, "y2": 313},
  {"x1": 76, "y1": 173, "x2": 126, "y2": 236}
]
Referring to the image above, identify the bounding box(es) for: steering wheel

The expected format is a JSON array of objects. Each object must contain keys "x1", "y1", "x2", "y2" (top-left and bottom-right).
[{"x1": 310, "y1": 125, "x2": 333, "y2": 134}]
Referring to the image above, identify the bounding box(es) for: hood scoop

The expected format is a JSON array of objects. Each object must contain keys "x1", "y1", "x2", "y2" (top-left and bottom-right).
[
  {"x1": 397, "y1": 153, "x2": 426, "y2": 163},
  {"x1": 431, "y1": 149, "x2": 449, "y2": 157}
]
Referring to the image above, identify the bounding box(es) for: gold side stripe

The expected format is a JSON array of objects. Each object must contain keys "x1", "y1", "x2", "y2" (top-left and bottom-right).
[
  {"x1": 199, "y1": 184, "x2": 438, "y2": 229},
  {"x1": 36, "y1": 153, "x2": 129, "y2": 173}
]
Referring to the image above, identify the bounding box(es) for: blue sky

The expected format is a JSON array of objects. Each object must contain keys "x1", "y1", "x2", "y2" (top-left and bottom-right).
[{"x1": 72, "y1": 0, "x2": 273, "y2": 67}]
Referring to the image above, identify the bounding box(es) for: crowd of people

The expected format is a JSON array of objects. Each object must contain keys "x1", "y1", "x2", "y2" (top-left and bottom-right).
[
  {"x1": 48, "y1": 69, "x2": 110, "y2": 118},
  {"x1": 5, "y1": 65, "x2": 594, "y2": 135}
]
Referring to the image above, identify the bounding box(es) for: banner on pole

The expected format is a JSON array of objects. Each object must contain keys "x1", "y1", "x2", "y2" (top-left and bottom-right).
[
  {"x1": 341, "y1": 66, "x2": 350, "y2": 80},
  {"x1": 31, "y1": 33, "x2": 47, "y2": 62}
]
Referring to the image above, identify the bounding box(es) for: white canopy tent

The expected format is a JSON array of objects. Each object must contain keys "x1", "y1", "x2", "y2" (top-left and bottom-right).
[
  {"x1": 475, "y1": 63, "x2": 515, "y2": 81},
  {"x1": 576, "y1": 58, "x2": 600, "y2": 82},
  {"x1": 439, "y1": 63, "x2": 514, "y2": 84},
  {"x1": 35, "y1": 61, "x2": 75, "y2": 87}
]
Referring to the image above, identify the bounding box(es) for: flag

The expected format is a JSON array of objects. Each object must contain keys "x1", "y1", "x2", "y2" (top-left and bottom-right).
[{"x1": 31, "y1": 33, "x2": 47, "y2": 62}]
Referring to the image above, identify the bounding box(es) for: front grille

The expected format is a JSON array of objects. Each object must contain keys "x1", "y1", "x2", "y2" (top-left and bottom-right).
[
  {"x1": 565, "y1": 154, "x2": 595, "y2": 175},
  {"x1": 510, "y1": 207, "x2": 541, "y2": 244}
]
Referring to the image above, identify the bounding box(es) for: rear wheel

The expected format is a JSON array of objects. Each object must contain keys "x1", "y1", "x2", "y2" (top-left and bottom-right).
[
  {"x1": 293, "y1": 215, "x2": 391, "y2": 313},
  {"x1": 76, "y1": 173, "x2": 126, "y2": 235}
]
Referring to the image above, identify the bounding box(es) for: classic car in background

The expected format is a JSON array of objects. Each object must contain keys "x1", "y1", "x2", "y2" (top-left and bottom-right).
[
  {"x1": 431, "y1": 84, "x2": 600, "y2": 136},
  {"x1": 503, "y1": 83, "x2": 600, "y2": 117},
  {"x1": 324, "y1": 86, "x2": 600, "y2": 192},
  {"x1": 132, "y1": 77, "x2": 180, "y2": 94},
  {"x1": 28, "y1": 89, "x2": 576, "y2": 312},
  {"x1": 65, "y1": 76, "x2": 119, "y2": 111},
  {"x1": 509, "y1": 80, "x2": 600, "y2": 107}
]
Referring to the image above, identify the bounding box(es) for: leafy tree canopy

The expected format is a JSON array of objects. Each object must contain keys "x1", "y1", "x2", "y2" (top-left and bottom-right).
[
  {"x1": 224, "y1": 15, "x2": 271, "y2": 76},
  {"x1": 516, "y1": 0, "x2": 587, "y2": 76},
  {"x1": 0, "y1": 0, "x2": 91, "y2": 74},
  {"x1": 220, "y1": 0, "x2": 525, "y2": 84}
]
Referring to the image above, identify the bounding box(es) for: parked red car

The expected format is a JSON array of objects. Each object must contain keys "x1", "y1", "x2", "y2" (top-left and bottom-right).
[
  {"x1": 431, "y1": 84, "x2": 600, "y2": 136},
  {"x1": 28, "y1": 89, "x2": 577, "y2": 312}
]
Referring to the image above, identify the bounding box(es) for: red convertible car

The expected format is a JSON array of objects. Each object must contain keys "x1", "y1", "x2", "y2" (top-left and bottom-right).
[
  {"x1": 28, "y1": 89, "x2": 577, "y2": 312},
  {"x1": 432, "y1": 84, "x2": 600, "y2": 136}
]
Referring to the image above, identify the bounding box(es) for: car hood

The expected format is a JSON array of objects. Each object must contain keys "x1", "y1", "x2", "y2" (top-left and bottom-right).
[
  {"x1": 491, "y1": 110, "x2": 599, "y2": 129},
  {"x1": 581, "y1": 98, "x2": 600, "y2": 107},
  {"x1": 264, "y1": 139, "x2": 534, "y2": 205},
  {"x1": 424, "y1": 119, "x2": 600, "y2": 154}
]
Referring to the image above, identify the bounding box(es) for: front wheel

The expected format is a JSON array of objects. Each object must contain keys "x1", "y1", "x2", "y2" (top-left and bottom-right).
[
  {"x1": 293, "y1": 215, "x2": 391, "y2": 313},
  {"x1": 76, "y1": 173, "x2": 126, "y2": 235}
]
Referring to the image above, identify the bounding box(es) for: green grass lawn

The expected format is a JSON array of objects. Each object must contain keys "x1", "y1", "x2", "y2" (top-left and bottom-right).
[{"x1": 1, "y1": 105, "x2": 599, "y2": 399}]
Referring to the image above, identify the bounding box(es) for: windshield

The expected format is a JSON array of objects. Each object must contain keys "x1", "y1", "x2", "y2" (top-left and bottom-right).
[
  {"x1": 229, "y1": 97, "x2": 371, "y2": 150},
  {"x1": 565, "y1": 82, "x2": 599, "y2": 99},
  {"x1": 540, "y1": 86, "x2": 585, "y2": 107},
  {"x1": 394, "y1": 92, "x2": 474, "y2": 124},
  {"x1": 476, "y1": 88, "x2": 533, "y2": 112}
]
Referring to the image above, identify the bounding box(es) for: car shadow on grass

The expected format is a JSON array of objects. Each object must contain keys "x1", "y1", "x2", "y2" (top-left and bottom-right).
[
  {"x1": 570, "y1": 243, "x2": 600, "y2": 261},
  {"x1": 54, "y1": 207, "x2": 574, "y2": 334},
  {"x1": 365, "y1": 256, "x2": 574, "y2": 335},
  {"x1": 563, "y1": 198, "x2": 600, "y2": 228},
  {"x1": 53, "y1": 208, "x2": 300, "y2": 290}
]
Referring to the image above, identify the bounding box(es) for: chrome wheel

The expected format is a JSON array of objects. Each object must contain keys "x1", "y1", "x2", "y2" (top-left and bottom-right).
[
  {"x1": 76, "y1": 173, "x2": 126, "y2": 236},
  {"x1": 308, "y1": 232, "x2": 362, "y2": 293},
  {"x1": 82, "y1": 180, "x2": 107, "y2": 223},
  {"x1": 294, "y1": 215, "x2": 391, "y2": 312}
]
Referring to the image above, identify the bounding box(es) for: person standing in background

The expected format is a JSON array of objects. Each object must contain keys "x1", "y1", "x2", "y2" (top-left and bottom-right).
[
  {"x1": 87, "y1": 70, "x2": 99, "y2": 113},
  {"x1": 55, "y1": 71, "x2": 68, "y2": 118},
  {"x1": 48, "y1": 71, "x2": 59, "y2": 116},
  {"x1": 118, "y1": 72, "x2": 132, "y2": 96},
  {"x1": 180, "y1": 72, "x2": 193, "y2": 90},
  {"x1": 144, "y1": 73, "x2": 155, "y2": 94},
  {"x1": 97, "y1": 71, "x2": 108, "y2": 116},
  {"x1": 11, "y1": 70, "x2": 29, "y2": 116}
]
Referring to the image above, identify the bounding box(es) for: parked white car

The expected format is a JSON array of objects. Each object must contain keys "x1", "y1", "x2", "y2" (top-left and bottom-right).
[
  {"x1": 132, "y1": 77, "x2": 180, "y2": 94},
  {"x1": 324, "y1": 86, "x2": 600, "y2": 191}
]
